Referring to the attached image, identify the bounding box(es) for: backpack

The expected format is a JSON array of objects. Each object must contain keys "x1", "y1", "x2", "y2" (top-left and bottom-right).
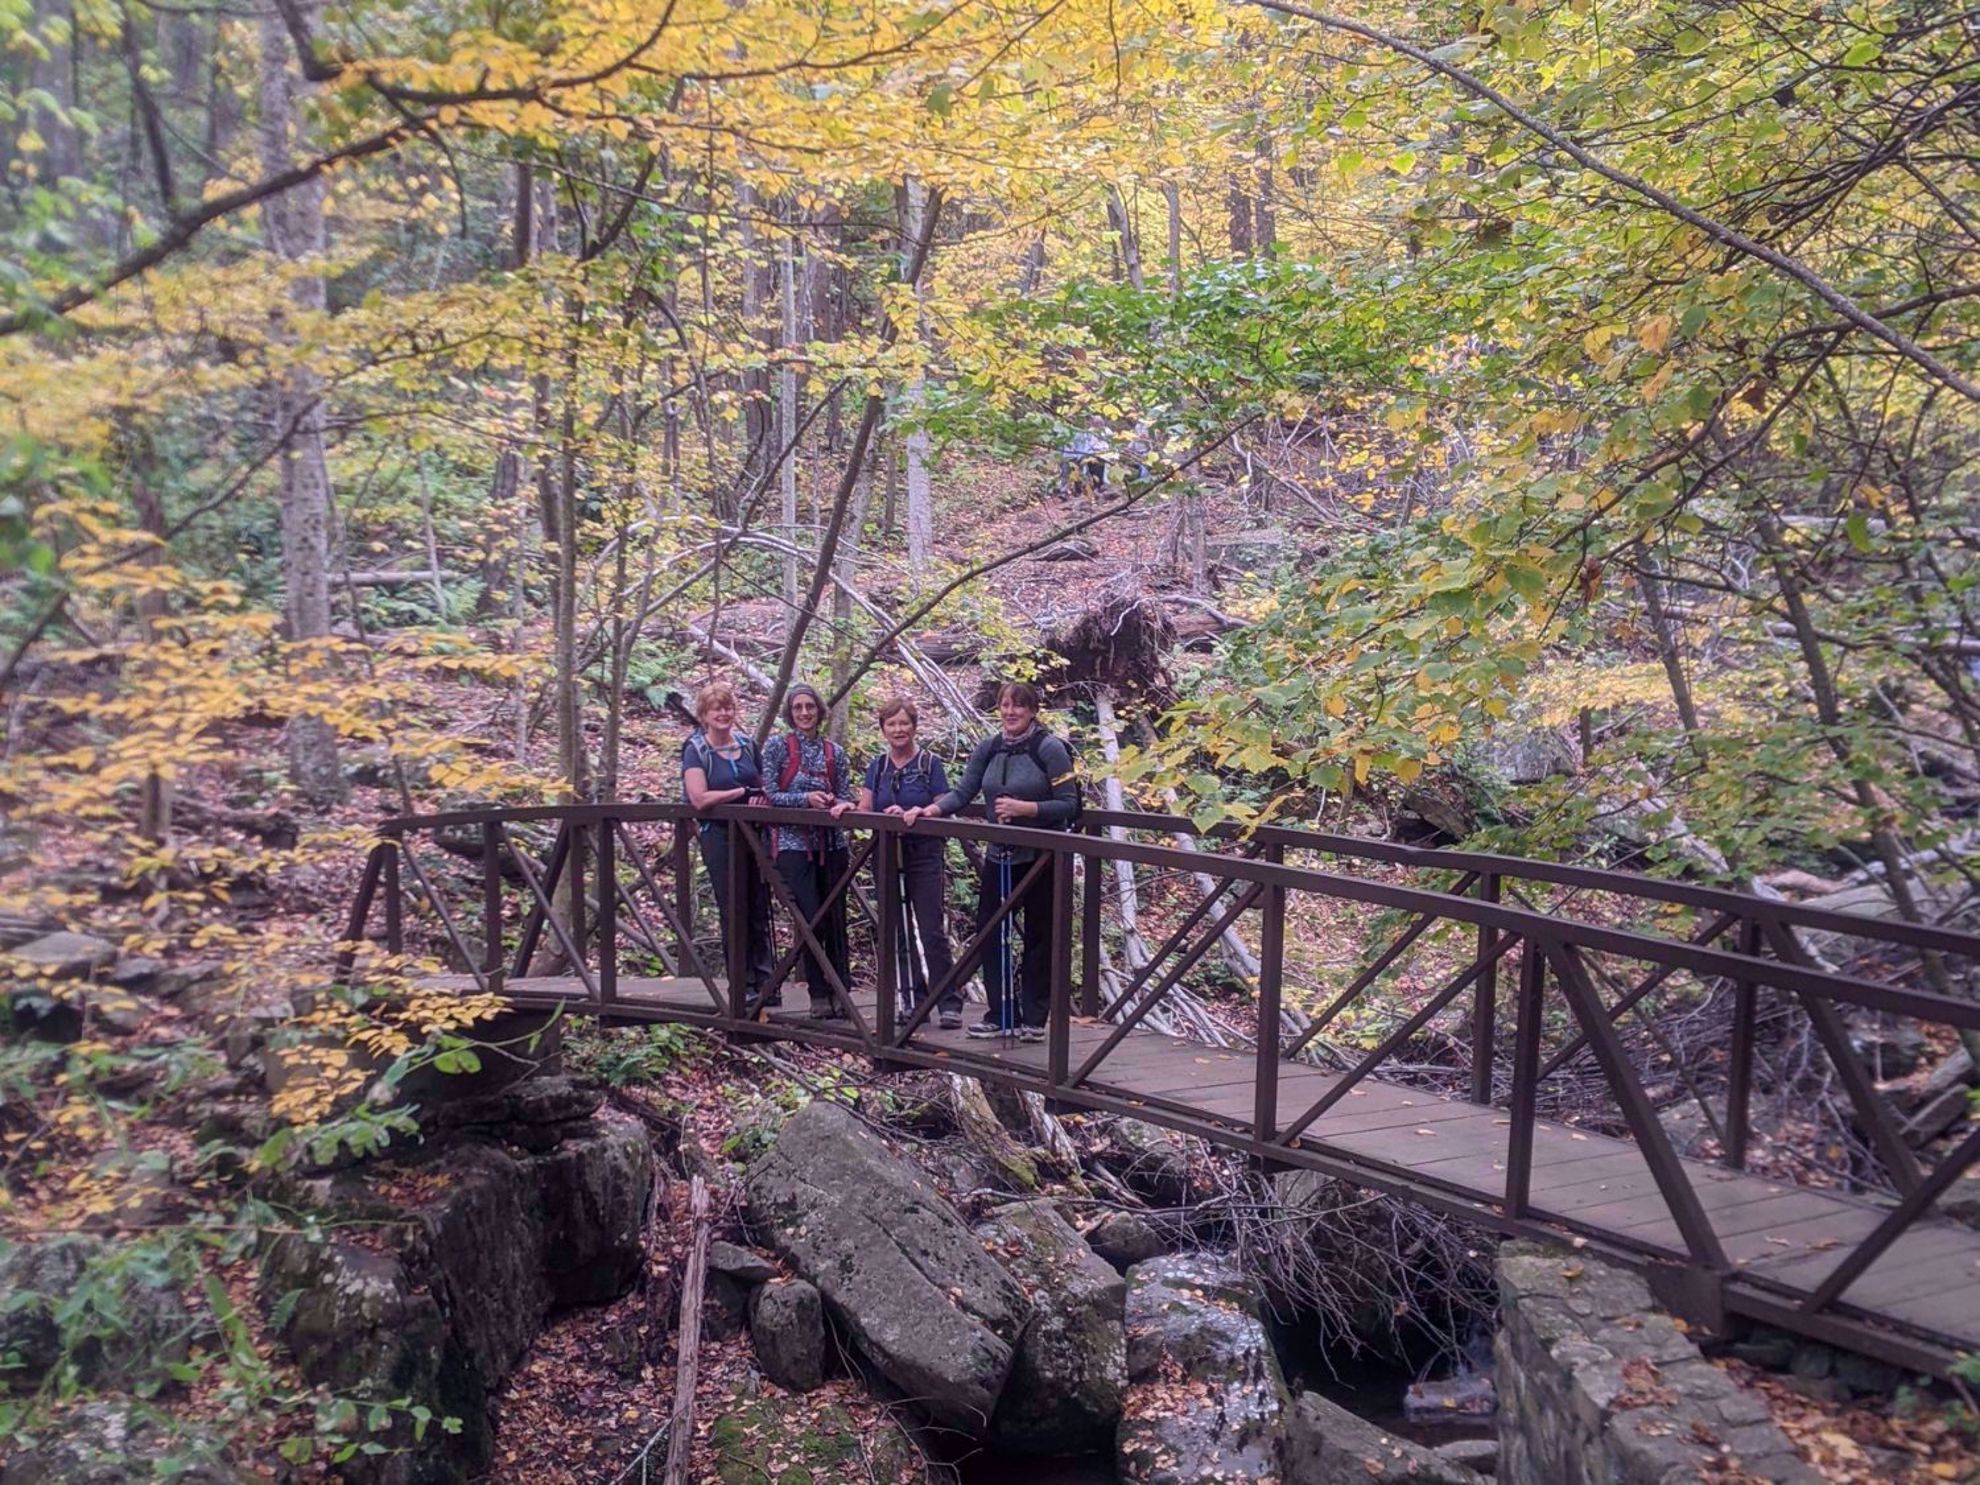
[
  {"x1": 693, "y1": 728, "x2": 760, "y2": 807},
  {"x1": 1021, "y1": 730, "x2": 1085, "y2": 828},
  {"x1": 777, "y1": 734, "x2": 841, "y2": 797},
  {"x1": 868, "y1": 750, "x2": 936, "y2": 811},
  {"x1": 687, "y1": 729, "x2": 758, "y2": 785}
]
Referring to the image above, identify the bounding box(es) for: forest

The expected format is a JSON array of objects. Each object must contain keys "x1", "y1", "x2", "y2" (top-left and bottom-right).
[{"x1": 2, "y1": 0, "x2": 1978, "y2": 1479}]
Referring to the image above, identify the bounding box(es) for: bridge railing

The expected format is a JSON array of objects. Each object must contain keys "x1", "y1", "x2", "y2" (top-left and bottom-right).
[{"x1": 338, "y1": 799, "x2": 1980, "y2": 1337}]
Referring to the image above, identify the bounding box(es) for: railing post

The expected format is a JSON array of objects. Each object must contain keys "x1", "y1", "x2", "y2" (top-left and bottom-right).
[
  {"x1": 1253, "y1": 844, "x2": 1286, "y2": 1144},
  {"x1": 725, "y1": 817, "x2": 749, "y2": 1022},
  {"x1": 1470, "y1": 872, "x2": 1500, "y2": 1104},
  {"x1": 1724, "y1": 916, "x2": 1758, "y2": 1170},
  {"x1": 1049, "y1": 844, "x2": 1075, "y2": 1087},
  {"x1": 568, "y1": 818, "x2": 587, "y2": 968},
  {"x1": 596, "y1": 816, "x2": 617, "y2": 1008},
  {"x1": 334, "y1": 842, "x2": 386, "y2": 981},
  {"x1": 875, "y1": 825, "x2": 899, "y2": 1054},
  {"x1": 1505, "y1": 938, "x2": 1544, "y2": 1218},
  {"x1": 1079, "y1": 839, "x2": 1102, "y2": 1019},
  {"x1": 382, "y1": 835, "x2": 403, "y2": 955},
  {"x1": 481, "y1": 821, "x2": 505, "y2": 992},
  {"x1": 672, "y1": 819, "x2": 695, "y2": 967}
]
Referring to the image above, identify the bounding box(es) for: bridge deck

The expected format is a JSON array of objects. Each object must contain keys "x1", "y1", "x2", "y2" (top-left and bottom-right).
[{"x1": 447, "y1": 973, "x2": 1980, "y2": 1362}]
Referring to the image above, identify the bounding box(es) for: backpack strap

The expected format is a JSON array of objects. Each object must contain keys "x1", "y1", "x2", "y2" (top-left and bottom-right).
[
  {"x1": 875, "y1": 749, "x2": 933, "y2": 808},
  {"x1": 777, "y1": 734, "x2": 838, "y2": 796},
  {"x1": 1024, "y1": 730, "x2": 1072, "y2": 780},
  {"x1": 688, "y1": 732, "x2": 722, "y2": 778}
]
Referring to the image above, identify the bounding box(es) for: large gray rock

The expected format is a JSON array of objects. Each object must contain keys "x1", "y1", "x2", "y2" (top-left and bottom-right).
[
  {"x1": 976, "y1": 1199, "x2": 1127, "y2": 1454},
  {"x1": 532, "y1": 1118, "x2": 651, "y2": 1305},
  {"x1": 1086, "y1": 1208, "x2": 1170, "y2": 1269},
  {"x1": 708, "y1": 1240, "x2": 779, "y2": 1284},
  {"x1": 1118, "y1": 1253, "x2": 1289, "y2": 1483},
  {"x1": 4, "y1": 933, "x2": 135, "y2": 1041},
  {"x1": 0, "y1": 1236, "x2": 195, "y2": 1393},
  {"x1": 1476, "y1": 728, "x2": 1577, "y2": 785},
  {"x1": 1286, "y1": 1391, "x2": 1486, "y2": 1485},
  {"x1": 746, "y1": 1100, "x2": 1030, "y2": 1435},
  {"x1": 749, "y1": 1277, "x2": 827, "y2": 1392},
  {"x1": 0, "y1": 1403, "x2": 246, "y2": 1485},
  {"x1": 7, "y1": 930, "x2": 116, "y2": 978},
  {"x1": 1104, "y1": 1119, "x2": 1197, "y2": 1206},
  {"x1": 262, "y1": 1238, "x2": 461, "y2": 1419}
]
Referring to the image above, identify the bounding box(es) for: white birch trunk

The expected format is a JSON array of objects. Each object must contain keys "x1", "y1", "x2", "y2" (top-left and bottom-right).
[
  {"x1": 778, "y1": 212, "x2": 800, "y2": 613},
  {"x1": 257, "y1": 1, "x2": 345, "y2": 804}
]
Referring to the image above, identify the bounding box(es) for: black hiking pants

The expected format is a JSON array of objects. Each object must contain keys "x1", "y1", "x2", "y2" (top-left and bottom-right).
[
  {"x1": 975, "y1": 854, "x2": 1054, "y2": 1029},
  {"x1": 893, "y1": 837, "x2": 958, "y2": 1012},
  {"x1": 699, "y1": 824, "x2": 774, "y2": 1004},
  {"x1": 776, "y1": 848, "x2": 852, "y2": 1010}
]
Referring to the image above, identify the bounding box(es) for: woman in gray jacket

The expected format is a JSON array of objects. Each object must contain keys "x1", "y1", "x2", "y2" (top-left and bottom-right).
[{"x1": 902, "y1": 681, "x2": 1079, "y2": 1040}]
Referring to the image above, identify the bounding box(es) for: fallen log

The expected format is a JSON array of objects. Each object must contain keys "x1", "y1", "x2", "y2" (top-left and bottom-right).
[{"x1": 662, "y1": 1174, "x2": 712, "y2": 1485}]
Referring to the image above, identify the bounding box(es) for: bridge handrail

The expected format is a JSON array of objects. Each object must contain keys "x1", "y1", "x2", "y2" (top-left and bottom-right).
[
  {"x1": 367, "y1": 800, "x2": 1980, "y2": 1029},
  {"x1": 374, "y1": 799, "x2": 1979, "y2": 959},
  {"x1": 1082, "y1": 807, "x2": 1980, "y2": 962}
]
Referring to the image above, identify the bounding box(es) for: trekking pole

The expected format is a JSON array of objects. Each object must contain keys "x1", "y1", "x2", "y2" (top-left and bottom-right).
[
  {"x1": 895, "y1": 835, "x2": 921, "y2": 1019},
  {"x1": 998, "y1": 854, "x2": 1015, "y2": 1046}
]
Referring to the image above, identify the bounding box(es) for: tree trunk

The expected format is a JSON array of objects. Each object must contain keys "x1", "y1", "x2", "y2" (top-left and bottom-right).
[
  {"x1": 1638, "y1": 553, "x2": 1704, "y2": 758},
  {"x1": 1227, "y1": 181, "x2": 1254, "y2": 259},
  {"x1": 257, "y1": 1, "x2": 346, "y2": 806},
  {"x1": 1106, "y1": 185, "x2": 1146, "y2": 291},
  {"x1": 778, "y1": 203, "x2": 801, "y2": 615},
  {"x1": 1163, "y1": 181, "x2": 1182, "y2": 296},
  {"x1": 739, "y1": 178, "x2": 774, "y2": 503},
  {"x1": 1017, "y1": 234, "x2": 1045, "y2": 296},
  {"x1": 827, "y1": 467, "x2": 875, "y2": 743},
  {"x1": 1253, "y1": 144, "x2": 1277, "y2": 257},
  {"x1": 901, "y1": 177, "x2": 933, "y2": 577},
  {"x1": 1759, "y1": 516, "x2": 1971, "y2": 1037}
]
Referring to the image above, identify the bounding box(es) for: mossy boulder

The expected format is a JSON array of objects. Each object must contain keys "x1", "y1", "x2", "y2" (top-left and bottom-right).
[
  {"x1": 260, "y1": 1102, "x2": 653, "y2": 1483},
  {"x1": 975, "y1": 1199, "x2": 1126, "y2": 1454}
]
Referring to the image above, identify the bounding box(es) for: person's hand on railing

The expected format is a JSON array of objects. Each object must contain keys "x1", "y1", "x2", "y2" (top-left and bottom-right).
[
  {"x1": 900, "y1": 805, "x2": 931, "y2": 827},
  {"x1": 829, "y1": 801, "x2": 853, "y2": 819}
]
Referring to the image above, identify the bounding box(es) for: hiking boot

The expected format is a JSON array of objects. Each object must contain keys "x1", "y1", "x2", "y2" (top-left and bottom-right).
[
  {"x1": 938, "y1": 1010, "x2": 964, "y2": 1031},
  {"x1": 967, "y1": 1018, "x2": 1014, "y2": 1039},
  {"x1": 1018, "y1": 1024, "x2": 1047, "y2": 1044}
]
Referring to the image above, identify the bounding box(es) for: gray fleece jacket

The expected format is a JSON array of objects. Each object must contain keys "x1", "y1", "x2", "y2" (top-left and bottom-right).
[{"x1": 936, "y1": 726, "x2": 1080, "y2": 863}]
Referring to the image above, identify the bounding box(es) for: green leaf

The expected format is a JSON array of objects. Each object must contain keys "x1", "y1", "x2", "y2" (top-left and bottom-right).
[
  {"x1": 1844, "y1": 512, "x2": 1873, "y2": 554},
  {"x1": 1672, "y1": 29, "x2": 1709, "y2": 56},
  {"x1": 1840, "y1": 39, "x2": 1882, "y2": 66}
]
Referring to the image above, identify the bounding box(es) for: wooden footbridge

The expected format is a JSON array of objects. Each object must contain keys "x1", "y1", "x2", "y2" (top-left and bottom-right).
[{"x1": 339, "y1": 801, "x2": 1980, "y2": 1377}]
